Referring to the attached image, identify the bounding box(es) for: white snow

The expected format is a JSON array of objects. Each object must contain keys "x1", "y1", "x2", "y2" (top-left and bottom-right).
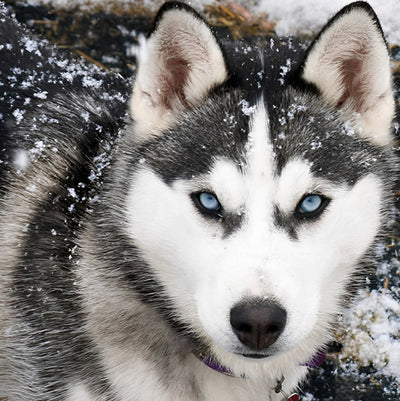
[
  {"x1": 25, "y1": 0, "x2": 400, "y2": 44},
  {"x1": 13, "y1": 149, "x2": 29, "y2": 171},
  {"x1": 82, "y1": 75, "x2": 103, "y2": 88},
  {"x1": 22, "y1": 36, "x2": 39, "y2": 53},
  {"x1": 255, "y1": 0, "x2": 400, "y2": 45},
  {"x1": 33, "y1": 90, "x2": 48, "y2": 99},
  {"x1": 238, "y1": 99, "x2": 256, "y2": 116},
  {"x1": 67, "y1": 187, "x2": 78, "y2": 199},
  {"x1": 340, "y1": 289, "x2": 400, "y2": 380},
  {"x1": 12, "y1": 108, "x2": 25, "y2": 124}
]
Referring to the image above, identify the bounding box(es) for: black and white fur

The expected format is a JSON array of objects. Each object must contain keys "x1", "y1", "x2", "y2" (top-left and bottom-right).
[{"x1": 0, "y1": 2, "x2": 398, "y2": 400}]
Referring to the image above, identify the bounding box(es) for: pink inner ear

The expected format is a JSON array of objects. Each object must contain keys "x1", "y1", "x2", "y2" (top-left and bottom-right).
[
  {"x1": 157, "y1": 31, "x2": 212, "y2": 111},
  {"x1": 159, "y1": 55, "x2": 190, "y2": 110},
  {"x1": 337, "y1": 57, "x2": 364, "y2": 108},
  {"x1": 336, "y1": 41, "x2": 373, "y2": 113}
]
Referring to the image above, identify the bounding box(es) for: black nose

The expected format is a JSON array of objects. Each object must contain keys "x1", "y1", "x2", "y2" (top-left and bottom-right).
[{"x1": 230, "y1": 299, "x2": 287, "y2": 351}]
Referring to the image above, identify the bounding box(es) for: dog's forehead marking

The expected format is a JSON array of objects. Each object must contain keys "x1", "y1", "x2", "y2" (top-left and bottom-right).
[
  {"x1": 245, "y1": 101, "x2": 273, "y2": 178},
  {"x1": 244, "y1": 101, "x2": 275, "y2": 219},
  {"x1": 208, "y1": 101, "x2": 274, "y2": 217}
]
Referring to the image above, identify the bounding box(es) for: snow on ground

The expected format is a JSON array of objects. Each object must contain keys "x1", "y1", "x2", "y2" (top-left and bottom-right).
[
  {"x1": 340, "y1": 288, "x2": 400, "y2": 381},
  {"x1": 254, "y1": 0, "x2": 400, "y2": 44},
  {"x1": 25, "y1": 0, "x2": 400, "y2": 44}
]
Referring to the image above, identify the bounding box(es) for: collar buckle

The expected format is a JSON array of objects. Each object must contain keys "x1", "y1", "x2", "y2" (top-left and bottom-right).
[{"x1": 274, "y1": 375, "x2": 300, "y2": 400}]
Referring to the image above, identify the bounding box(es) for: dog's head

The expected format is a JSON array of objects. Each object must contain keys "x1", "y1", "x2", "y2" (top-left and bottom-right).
[{"x1": 121, "y1": 1, "x2": 396, "y2": 376}]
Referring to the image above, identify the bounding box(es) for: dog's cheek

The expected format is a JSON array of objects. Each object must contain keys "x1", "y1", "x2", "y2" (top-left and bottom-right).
[
  {"x1": 278, "y1": 175, "x2": 383, "y2": 343},
  {"x1": 318, "y1": 174, "x2": 382, "y2": 268},
  {"x1": 124, "y1": 169, "x2": 226, "y2": 311}
]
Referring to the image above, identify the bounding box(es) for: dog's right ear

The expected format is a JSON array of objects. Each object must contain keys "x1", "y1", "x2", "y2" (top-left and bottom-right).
[{"x1": 130, "y1": 2, "x2": 228, "y2": 141}]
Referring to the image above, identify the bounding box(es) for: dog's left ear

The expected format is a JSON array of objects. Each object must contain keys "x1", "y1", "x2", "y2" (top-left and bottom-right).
[
  {"x1": 130, "y1": 2, "x2": 228, "y2": 141},
  {"x1": 301, "y1": 2, "x2": 394, "y2": 146}
]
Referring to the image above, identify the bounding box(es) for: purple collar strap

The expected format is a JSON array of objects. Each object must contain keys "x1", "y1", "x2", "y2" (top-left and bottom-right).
[
  {"x1": 197, "y1": 348, "x2": 326, "y2": 375},
  {"x1": 201, "y1": 355, "x2": 234, "y2": 376},
  {"x1": 195, "y1": 349, "x2": 327, "y2": 400},
  {"x1": 301, "y1": 348, "x2": 327, "y2": 368}
]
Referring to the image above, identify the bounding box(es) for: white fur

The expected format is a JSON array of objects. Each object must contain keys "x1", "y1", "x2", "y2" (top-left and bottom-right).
[
  {"x1": 208, "y1": 159, "x2": 245, "y2": 214},
  {"x1": 77, "y1": 234, "x2": 300, "y2": 400},
  {"x1": 67, "y1": 384, "x2": 99, "y2": 401}
]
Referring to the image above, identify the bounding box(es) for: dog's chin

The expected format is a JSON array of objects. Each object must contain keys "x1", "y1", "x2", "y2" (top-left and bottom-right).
[{"x1": 192, "y1": 342, "x2": 271, "y2": 366}]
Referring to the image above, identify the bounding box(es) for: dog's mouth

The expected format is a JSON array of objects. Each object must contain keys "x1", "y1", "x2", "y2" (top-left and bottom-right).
[{"x1": 240, "y1": 353, "x2": 269, "y2": 359}]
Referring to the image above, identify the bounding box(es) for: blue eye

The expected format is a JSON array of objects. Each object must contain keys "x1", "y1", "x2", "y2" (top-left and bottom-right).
[
  {"x1": 296, "y1": 194, "x2": 329, "y2": 219},
  {"x1": 198, "y1": 192, "x2": 221, "y2": 212},
  {"x1": 299, "y1": 195, "x2": 322, "y2": 213}
]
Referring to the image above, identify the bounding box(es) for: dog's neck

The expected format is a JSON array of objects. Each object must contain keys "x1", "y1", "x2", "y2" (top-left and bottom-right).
[{"x1": 194, "y1": 349, "x2": 326, "y2": 400}]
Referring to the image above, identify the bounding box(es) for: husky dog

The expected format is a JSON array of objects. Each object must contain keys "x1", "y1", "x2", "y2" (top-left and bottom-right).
[{"x1": 0, "y1": 1, "x2": 398, "y2": 400}]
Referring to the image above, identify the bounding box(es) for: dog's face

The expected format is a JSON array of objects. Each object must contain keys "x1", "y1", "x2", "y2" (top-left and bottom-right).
[{"x1": 122, "y1": 2, "x2": 395, "y2": 373}]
